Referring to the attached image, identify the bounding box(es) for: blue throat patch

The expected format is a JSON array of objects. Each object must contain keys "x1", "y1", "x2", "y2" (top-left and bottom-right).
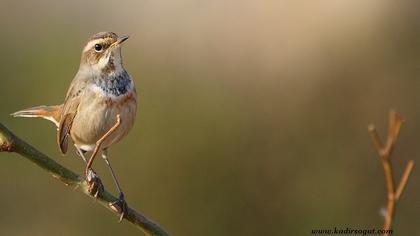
[{"x1": 96, "y1": 71, "x2": 131, "y2": 96}]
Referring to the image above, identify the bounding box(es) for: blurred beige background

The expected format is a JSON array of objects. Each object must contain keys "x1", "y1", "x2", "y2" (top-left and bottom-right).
[{"x1": 0, "y1": 0, "x2": 420, "y2": 235}]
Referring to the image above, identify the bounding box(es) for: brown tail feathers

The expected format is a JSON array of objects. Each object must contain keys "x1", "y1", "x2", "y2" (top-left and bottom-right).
[{"x1": 11, "y1": 105, "x2": 63, "y2": 127}]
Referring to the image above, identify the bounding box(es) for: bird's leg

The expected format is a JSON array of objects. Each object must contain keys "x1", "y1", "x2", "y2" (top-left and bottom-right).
[
  {"x1": 102, "y1": 149, "x2": 128, "y2": 222},
  {"x1": 86, "y1": 169, "x2": 104, "y2": 198},
  {"x1": 85, "y1": 114, "x2": 121, "y2": 176},
  {"x1": 76, "y1": 147, "x2": 103, "y2": 197},
  {"x1": 75, "y1": 147, "x2": 88, "y2": 163},
  {"x1": 84, "y1": 115, "x2": 121, "y2": 198}
]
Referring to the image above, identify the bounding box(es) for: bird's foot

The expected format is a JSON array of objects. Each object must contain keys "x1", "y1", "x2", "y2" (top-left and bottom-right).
[
  {"x1": 109, "y1": 192, "x2": 128, "y2": 222},
  {"x1": 86, "y1": 169, "x2": 104, "y2": 198}
]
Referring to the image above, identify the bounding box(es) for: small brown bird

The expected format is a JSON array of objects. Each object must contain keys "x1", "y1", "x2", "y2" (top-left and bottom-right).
[{"x1": 12, "y1": 32, "x2": 137, "y2": 219}]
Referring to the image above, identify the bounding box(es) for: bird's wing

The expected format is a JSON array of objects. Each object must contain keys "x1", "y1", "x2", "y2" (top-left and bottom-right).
[{"x1": 57, "y1": 76, "x2": 87, "y2": 154}]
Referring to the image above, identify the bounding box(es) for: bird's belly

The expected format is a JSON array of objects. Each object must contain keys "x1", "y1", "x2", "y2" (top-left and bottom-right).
[{"x1": 71, "y1": 88, "x2": 137, "y2": 152}]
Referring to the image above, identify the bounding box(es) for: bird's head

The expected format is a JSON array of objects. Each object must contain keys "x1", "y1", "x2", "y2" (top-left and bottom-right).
[{"x1": 80, "y1": 32, "x2": 129, "y2": 74}]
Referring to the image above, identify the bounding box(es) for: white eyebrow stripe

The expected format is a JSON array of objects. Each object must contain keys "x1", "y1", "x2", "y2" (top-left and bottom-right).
[{"x1": 83, "y1": 39, "x2": 104, "y2": 52}]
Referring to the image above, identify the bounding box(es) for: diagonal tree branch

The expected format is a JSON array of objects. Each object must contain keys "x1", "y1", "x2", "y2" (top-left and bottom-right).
[
  {"x1": 368, "y1": 110, "x2": 414, "y2": 236},
  {"x1": 0, "y1": 122, "x2": 171, "y2": 236}
]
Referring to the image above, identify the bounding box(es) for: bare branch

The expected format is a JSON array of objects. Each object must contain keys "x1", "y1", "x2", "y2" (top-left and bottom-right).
[
  {"x1": 0, "y1": 122, "x2": 171, "y2": 236},
  {"x1": 368, "y1": 111, "x2": 414, "y2": 236},
  {"x1": 367, "y1": 124, "x2": 383, "y2": 153},
  {"x1": 395, "y1": 160, "x2": 414, "y2": 201}
]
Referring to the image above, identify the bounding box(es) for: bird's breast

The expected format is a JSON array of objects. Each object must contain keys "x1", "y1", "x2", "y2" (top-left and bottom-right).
[
  {"x1": 94, "y1": 70, "x2": 132, "y2": 97},
  {"x1": 71, "y1": 77, "x2": 137, "y2": 152}
]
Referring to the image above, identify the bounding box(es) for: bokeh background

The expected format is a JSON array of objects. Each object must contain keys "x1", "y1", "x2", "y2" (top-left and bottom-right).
[{"x1": 0, "y1": 1, "x2": 419, "y2": 235}]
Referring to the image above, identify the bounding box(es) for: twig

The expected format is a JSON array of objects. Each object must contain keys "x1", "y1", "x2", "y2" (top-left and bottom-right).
[
  {"x1": 368, "y1": 110, "x2": 414, "y2": 236},
  {"x1": 0, "y1": 122, "x2": 171, "y2": 236},
  {"x1": 395, "y1": 160, "x2": 414, "y2": 201}
]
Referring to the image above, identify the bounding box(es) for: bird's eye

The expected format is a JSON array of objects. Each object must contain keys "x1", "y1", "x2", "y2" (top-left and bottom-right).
[{"x1": 94, "y1": 44, "x2": 103, "y2": 52}]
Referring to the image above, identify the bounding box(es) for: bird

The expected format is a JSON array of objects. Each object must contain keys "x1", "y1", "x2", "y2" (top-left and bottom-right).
[{"x1": 11, "y1": 31, "x2": 137, "y2": 220}]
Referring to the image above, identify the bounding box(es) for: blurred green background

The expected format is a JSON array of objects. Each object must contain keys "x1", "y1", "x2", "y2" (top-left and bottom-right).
[{"x1": 1, "y1": 1, "x2": 420, "y2": 235}]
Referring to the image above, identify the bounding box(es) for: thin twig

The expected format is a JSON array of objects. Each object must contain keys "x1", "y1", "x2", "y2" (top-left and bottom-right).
[
  {"x1": 395, "y1": 160, "x2": 414, "y2": 201},
  {"x1": 368, "y1": 110, "x2": 414, "y2": 236},
  {"x1": 0, "y1": 122, "x2": 171, "y2": 236},
  {"x1": 368, "y1": 124, "x2": 383, "y2": 152}
]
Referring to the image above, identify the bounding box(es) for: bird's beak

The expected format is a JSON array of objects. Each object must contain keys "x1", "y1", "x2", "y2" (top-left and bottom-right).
[
  {"x1": 110, "y1": 35, "x2": 129, "y2": 48},
  {"x1": 116, "y1": 35, "x2": 129, "y2": 45}
]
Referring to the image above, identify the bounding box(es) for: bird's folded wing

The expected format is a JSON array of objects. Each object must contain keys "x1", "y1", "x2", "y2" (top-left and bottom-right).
[{"x1": 57, "y1": 77, "x2": 86, "y2": 154}]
